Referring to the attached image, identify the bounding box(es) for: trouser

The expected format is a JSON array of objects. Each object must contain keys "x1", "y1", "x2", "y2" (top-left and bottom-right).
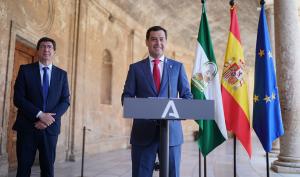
[
  {"x1": 131, "y1": 136, "x2": 181, "y2": 177},
  {"x1": 16, "y1": 130, "x2": 58, "y2": 177}
]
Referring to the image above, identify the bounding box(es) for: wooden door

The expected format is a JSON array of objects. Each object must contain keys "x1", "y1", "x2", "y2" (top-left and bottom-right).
[{"x1": 7, "y1": 40, "x2": 36, "y2": 169}]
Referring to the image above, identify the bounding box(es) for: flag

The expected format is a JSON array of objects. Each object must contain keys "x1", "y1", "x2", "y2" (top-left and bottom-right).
[
  {"x1": 253, "y1": 4, "x2": 284, "y2": 152},
  {"x1": 191, "y1": 2, "x2": 228, "y2": 157},
  {"x1": 221, "y1": 5, "x2": 252, "y2": 157}
]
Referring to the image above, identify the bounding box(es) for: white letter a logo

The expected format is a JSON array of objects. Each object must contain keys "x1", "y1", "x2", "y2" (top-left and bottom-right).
[{"x1": 161, "y1": 100, "x2": 179, "y2": 119}]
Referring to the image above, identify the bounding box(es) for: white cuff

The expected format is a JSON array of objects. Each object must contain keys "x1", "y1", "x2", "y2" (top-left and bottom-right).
[{"x1": 36, "y1": 111, "x2": 43, "y2": 118}]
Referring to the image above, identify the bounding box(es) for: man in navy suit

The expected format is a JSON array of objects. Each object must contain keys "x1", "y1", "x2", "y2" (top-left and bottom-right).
[
  {"x1": 13, "y1": 37, "x2": 70, "y2": 177},
  {"x1": 122, "y1": 26, "x2": 193, "y2": 177}
]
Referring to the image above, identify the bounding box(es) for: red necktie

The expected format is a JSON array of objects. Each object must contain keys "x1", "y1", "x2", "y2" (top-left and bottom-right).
[{"x1": 153, "y1": 59, "x2": 161, "y2": 92}]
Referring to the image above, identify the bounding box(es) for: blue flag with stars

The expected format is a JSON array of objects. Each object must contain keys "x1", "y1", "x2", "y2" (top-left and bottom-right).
[{"x1": 253, "y1": 4, "x2": 284, "y2": 152}]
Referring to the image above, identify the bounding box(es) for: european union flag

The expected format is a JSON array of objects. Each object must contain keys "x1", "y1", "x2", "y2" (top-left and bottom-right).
[{"x1": 253, "y1": 4, "x2": 284, "y2": 152}]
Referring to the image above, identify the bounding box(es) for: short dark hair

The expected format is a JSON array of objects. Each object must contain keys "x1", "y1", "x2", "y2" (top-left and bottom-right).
[
  {"x1": 146, "y1": 26, "x2": 167, "y2": 40},
  {"x1": 37, "y1": 37, "x2": 56, "y2": 51}
]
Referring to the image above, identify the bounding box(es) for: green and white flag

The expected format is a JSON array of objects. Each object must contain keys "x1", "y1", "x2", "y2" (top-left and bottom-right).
[{"x1": 191, "y1": 2, "x2": 228, "y2": 156}]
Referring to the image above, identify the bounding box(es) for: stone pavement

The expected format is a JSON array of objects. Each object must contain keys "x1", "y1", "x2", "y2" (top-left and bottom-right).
[{"x1": 8, "y1": 135, "x2": 300, "y2": 177}]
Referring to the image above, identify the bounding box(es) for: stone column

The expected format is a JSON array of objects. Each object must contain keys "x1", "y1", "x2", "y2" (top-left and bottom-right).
[
  {"x1": 271, "y1": 0, "x2": 300, "y2": 173},
  {"x1": 265, "y1": 4, "x2": 280, "y2": 156},
  {"x1": 265, "y1": 5, "x2": 275, "y2": 60}
]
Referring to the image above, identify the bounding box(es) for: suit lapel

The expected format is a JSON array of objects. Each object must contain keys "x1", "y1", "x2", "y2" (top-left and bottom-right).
[
  {"x1": 47, "y1": 65, "x2": 58, "y2": 101},
  {"x1": 159, "y1": 58, "x2": 170, "y2": 95},
  {"x1": 141, "y1": 58, "x2": 157, "y2": 94},
  {"x1": 33, "y1": 62, "x2": 43, "y2": 98}
]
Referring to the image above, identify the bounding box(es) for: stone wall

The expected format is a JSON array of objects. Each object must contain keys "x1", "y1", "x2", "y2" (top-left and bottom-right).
[
  {"x1": 0, "y1": 0, "x2": 76, "y2": 175},
  {"x1": 3, "y1": 0, "x2": 284, "y2": 176},
  {"x1": 0, "y1": 1, "x2": 198, "y2": 175}
]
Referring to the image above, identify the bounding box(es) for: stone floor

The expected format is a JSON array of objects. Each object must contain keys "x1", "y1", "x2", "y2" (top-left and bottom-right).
[{"x1": 8, "y1": 135, "x2": 300, "y2": 177}]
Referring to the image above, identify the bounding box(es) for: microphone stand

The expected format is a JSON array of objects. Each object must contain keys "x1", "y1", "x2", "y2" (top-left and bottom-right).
[{"x1": 159, "y1": 60, "x2": 170, "y2": 177}]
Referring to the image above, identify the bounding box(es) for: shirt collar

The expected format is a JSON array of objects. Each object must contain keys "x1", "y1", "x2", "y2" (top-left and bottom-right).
[
  {"x1": 39, "y1": 62, "x2": 53, "y2": 70},
  {"x1": 149, "y1": 55, "x2": 165, "y2": 63}
]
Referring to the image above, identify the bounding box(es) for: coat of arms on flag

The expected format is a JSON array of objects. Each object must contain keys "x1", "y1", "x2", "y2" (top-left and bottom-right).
[
  {"x1": 222, "y1": 58, "x2": 245, "y2": 89},
  {"x1": 192, "y1": 61, "x2": 217, "y2": 92}
]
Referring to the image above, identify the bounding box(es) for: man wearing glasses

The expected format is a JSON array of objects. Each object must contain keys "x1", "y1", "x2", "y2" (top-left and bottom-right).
[{"x1": 13, "y1": 37, "x2": 70, "y2": 177}]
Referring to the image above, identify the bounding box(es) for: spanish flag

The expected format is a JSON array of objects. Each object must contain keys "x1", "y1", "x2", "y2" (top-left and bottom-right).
[{"x1": 221, "y1": 5, "x2": 252, "y2": 157}]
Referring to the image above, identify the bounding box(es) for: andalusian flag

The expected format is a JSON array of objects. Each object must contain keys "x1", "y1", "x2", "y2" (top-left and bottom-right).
[
  {"x1": 253, "y1": 4, "x2": 284, "y2": 152},
  {"x1": 221, "y1": 5, "x2": 252, "y2": 157},
  {"x1": 191, "y1": 2, "x2": 228, "y2": 157}
]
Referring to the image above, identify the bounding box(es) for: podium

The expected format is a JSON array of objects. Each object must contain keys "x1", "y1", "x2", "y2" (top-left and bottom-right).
[{"x1": 123, "y1": 97, "x2": 214, "y2": 177}]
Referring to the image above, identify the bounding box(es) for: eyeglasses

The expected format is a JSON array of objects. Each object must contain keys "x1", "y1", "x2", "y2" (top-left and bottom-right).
[{"x1": 39, "y1": 45, "x2": 54, "y2": 49}]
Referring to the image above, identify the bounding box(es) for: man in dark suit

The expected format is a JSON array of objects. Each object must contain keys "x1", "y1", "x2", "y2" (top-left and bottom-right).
[
  {"x1": 122, "y1": 26, "x2": 193, "y2": 177},
  {"x1": 13, "y1": 37, "x2": 70, "y2": 177}
]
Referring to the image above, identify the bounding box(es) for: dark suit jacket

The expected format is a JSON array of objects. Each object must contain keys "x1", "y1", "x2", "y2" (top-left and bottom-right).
[
  {"x1": 13, "y1": 62, "x2": 70, "y2": 135},
  {"x1": 122, "y1": 57, "x2": 193, "y2": 146}
]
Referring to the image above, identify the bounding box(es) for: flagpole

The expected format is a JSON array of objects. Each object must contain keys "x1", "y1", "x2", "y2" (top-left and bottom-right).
[
  {"x1": 199, "y1": 2, "x2": 205, "y2": 177},
  {"x1": 261, "y1": 3, "x2": 269, "y2": 177},
  {"x1": 234, "y1": 135, "x2": 237, "y2": 177},
  {"x1": 204, "y1": 156, "x2": 207, "y2": 177},
  {"x1": 228, "y1": 1, "x2": 237, "y2": 177},
  {"x1": 266, "y1": 152, "x2": 270, "y2": 177},
  {"x1": 199, "y1": 149, "x2": 202, "y2": 177},
  {"x1": 260, "y1": 2, "x2": 270, "y2": 177},
  {"x1": 259, "y1": 1, "x2": 270, "y2": 175}
]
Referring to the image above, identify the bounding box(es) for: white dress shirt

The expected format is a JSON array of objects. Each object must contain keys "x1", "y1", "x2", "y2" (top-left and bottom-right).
[
  {"x1": 149, "y1": 55, "x2": 165, "y2": 79},
  {"x1": 39, "y1": 62, "x2": 53, "y2": 86},
  {"x1": 37, "y1": 62, "x2": 53, "y2": 118}
]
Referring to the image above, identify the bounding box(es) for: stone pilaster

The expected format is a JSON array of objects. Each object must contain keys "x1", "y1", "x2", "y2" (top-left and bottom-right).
[
  {"x1": 0, "y1": 130, "x2": 8, "y2": 176},
  {"x1": 271, "y1": 0, "x2": 300, "y2": 173},
  {"x1": 0, "y1": 153, "x2": 8, "y2": 177}
]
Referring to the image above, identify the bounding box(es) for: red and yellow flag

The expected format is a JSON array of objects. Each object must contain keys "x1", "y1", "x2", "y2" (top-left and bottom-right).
[{"x1": 221, "y1": 5, "x2": 252, "y2": 157}]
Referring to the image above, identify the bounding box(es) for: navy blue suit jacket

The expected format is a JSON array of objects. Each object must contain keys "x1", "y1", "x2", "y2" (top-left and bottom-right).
[
  {"x1": 122, "y1": 58, "x2": 193, "y2": 146},
  {"x1": 13, "y1": 62, "x2": 70, "y2": 135}
]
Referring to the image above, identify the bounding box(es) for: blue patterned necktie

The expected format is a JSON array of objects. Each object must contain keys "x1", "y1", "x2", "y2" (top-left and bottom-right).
[{"x1": 42, "y1": 67, "x2": 49, "y2": 111}]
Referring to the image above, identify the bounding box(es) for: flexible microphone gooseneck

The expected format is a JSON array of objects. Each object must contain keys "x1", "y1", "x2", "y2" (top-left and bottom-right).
[{"x1": 167, "y1": 60, "x2": 172, "y2": 99}]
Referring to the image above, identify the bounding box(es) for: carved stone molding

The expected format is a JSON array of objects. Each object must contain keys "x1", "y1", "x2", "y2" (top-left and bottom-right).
[{"x1": 17, "y1": 0, "x2": 55, "y2": 33}]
